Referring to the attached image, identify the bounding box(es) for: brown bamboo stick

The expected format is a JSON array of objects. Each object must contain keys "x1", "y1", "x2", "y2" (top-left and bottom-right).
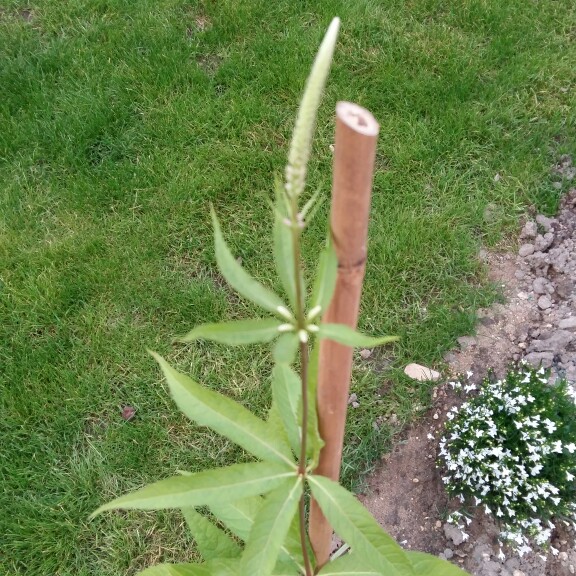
[{"x1": 309, "y1": 101, "x2": 379, "y2": 568}]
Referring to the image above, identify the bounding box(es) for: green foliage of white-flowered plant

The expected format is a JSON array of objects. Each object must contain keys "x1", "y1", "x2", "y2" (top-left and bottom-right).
[{"x1": 439, "y1": 363, "x2": 576, "y2": 558}]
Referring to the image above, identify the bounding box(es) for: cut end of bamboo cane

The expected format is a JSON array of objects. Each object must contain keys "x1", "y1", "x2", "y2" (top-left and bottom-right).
[{"x1": 336, "y1": 102, "x2": 379, "y2": 136}]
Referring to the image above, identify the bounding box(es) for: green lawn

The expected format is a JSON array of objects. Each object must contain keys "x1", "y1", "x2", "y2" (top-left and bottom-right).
[{"x1": 1, "y1": 0, "x2": 575, "y2": 574}]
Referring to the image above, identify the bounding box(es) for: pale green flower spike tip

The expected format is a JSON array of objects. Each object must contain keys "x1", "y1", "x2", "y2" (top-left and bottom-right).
[{"x1": 285, "y1": 17, "x2": 340, "y2": 198}]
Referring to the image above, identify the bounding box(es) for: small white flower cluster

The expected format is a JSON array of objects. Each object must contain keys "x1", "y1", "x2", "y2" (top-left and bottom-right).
[{"x1": 438, "y1": 363, "x2": 576, "y2": 556}]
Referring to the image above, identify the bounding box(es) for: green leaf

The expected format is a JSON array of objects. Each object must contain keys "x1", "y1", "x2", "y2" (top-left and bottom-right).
[
  {"x1": 406, "y1": 551, "x2": 470, "y2": 575},
  {"x1": 92, "y1": 462, "x2": 295, "y2": 516},
  {"x1": 311, "y1": 236, "x2": 338, "y2": 313},
  {"x1": 272, "y1": 333, "x2": 299, "y2": 364},
  {"x1": 151, "y1": 352, "x2": 294, "y2": 465},
  {"x1": 317, "y1": 324, "x2": 399, "y2": 348},
  {"x1": 205, "y1": 559, "x2": 241, "y2": 576},
  {"x1": 210, "y1": 496, "x2": 305, "y2": 573},
  {"x1": 177, "y1": 318, "x2": 282, "y2": 346},
  {"x1": 306, "y1": 342, "x2": 323, "y2": 465},
  {"x1": 300, "y1": 186, "x2": 324, "y2": 220},
  {"x1": 273, "y1": 178, "x2": 298, "y2": 309},
  {"x1": 210, "y1": 496, "x2": 264, "y2": 541},
  {"x1": 182, "y1": 508, "x2": 241, "y2": 560},
  {"x1": 271, "y1": 364, "x2": 301, "y2": 454},
  {"x1": 240, "y1": 478, "x2": 303, "y2": 576},
  {"x1": 317, "y1": 553, "x2": 380, "y2": 575},
  {"x1": 308, "y1": 475, "x2": 410, "y2": 575},
  {"x1": 211, "y1": 207, "x2": 287, "y2": 315},
  {"x1": 138, "y1": 560, "x2": 241, "y2": 576},
  {"x1": 137, "y1": 563, "x2": 210, "y2": 576}
]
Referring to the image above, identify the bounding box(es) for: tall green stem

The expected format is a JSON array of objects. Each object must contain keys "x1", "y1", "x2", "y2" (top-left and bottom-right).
[{"x1": 289, "y1": 196, "x2": 313, "y2": 576}]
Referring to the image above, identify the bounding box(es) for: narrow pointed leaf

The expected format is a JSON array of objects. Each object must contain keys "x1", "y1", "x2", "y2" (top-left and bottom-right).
[
  {"x1": 273, "y1": 179, "x2": 297, "y2": 309},
  {"x1": 308, "y1": 475, "x2": 410, "y2": 575},
  {"x1": 300, "y1": 186, "x2": 324, "y2": 219},
  {"x1": 210, "y1": 496, "x2": 305, "y2": 572},
  {"x1": 317, "y1": 324, "x2": 399, "y2": 349},
  {"x1": 137, "y1": 560, "x2": 243, "y2": 576},
  {"x1": 311, "y1": 236, "x2": 337, "y2": 313},
  {"x1": 210, "y1": 496, "x2": 263, "y2": 541},
  {"x1": 151, "y1": 353, "x2": 294, "y2": 465},
  {"x1": 240, "y1": 478, "x2": 303, "y2": 576},
  {"x1": 406, "y1": 551, "x2": 470, "y2": 575},
  {"x1": 177, "y1": 318, "x2": 282, "y2": 346},
  {"x1": 92, "y1": 462, "x2": 295, "y2": 516},
  {"x1": 306, "y1": 342, "x2": 323, "y2": 465},
  {"x1": 271, "y1": 364, "x2": 301, "y2": 453},
  {"x1": 205, "y1": 559, "x2": 241, "y2": 576},
  {"x1": 182, "y1": 508, "x2": 241, "y2": 560},
  {"x1": 211, "y1": 207, "x2": 287, "y2": 314},
  {"x1": 137, "y1": 564, "x2": 210, "y2": 576},
  {"x1": 317, "y1": 553, "x2": 380, "y2": 575},
  {"x1": 272, "y1": 333, "x2": 299, "y2": 364},
  {"x1": 271, "y1": 564, "x2": 300, "y2": 576}
]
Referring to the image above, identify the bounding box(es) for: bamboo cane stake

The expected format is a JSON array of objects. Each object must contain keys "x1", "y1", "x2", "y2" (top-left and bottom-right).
[{"x1": 309, "y1": 101, "x2": 379, "y2": 567}]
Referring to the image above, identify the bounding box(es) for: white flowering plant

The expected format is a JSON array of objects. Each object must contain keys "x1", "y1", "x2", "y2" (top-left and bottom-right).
[{"x1": 438, "y1": 363, "x2": 576, "y2": 557}]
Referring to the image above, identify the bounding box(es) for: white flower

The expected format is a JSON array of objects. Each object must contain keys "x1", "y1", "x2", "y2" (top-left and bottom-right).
[
  {"x1": 543, "y1": 418, "x2": 556, "y2": 433},
  {"x1": 466, "y1": 370, "x2": 473, "y2": 379},
  {"x1": 566, "y1": 443, "x2": 576, "y2": 454},
  {"x1": 550, "y1": 546, "x2": 559, "y2": 556},
  {"x1": 567, "y1": 471, "x2": 574, "y2": 481}
]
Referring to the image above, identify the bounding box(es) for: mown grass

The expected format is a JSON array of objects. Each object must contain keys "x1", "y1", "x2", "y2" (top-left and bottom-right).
[{"x1": 1, "y1": 0, "x2": 575, "y2": 574}]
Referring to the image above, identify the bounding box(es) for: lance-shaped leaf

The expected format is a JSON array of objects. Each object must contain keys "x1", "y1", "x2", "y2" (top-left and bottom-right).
[
  {"x1": 273, "y1": 178, "x2": 299, "y2": 309},
  {"x1": 151, "y1": 352, "x2": 294, "y2": 465},
  {"x1": 273, "y1": 333, "x2": 299, "y2": 365},
  {"x1": 317, "y1": 553, "x2": 380, "y2": 575},
  {"x1": 212, "y1": 207, "x2": 287, "y2": 315},
  {"x1": 240, "y1": 478, "x2": 303, "y2": 576},
  {"x1": 271, "y1": 364, "x2": 301, "y2": 454},
  {"x1": 210, "y1": 496, "x2": 305, "y2": 572},
  {"x1": 308, "y1": 475, "x2": 410, "y2": 575},
  {"x1": 310, "y1": 236, "x2": 337, "y2": 314},
  {"x1": 306, "y1": 342, "x2": 324, "y2": 465},
  {"x1": 406, "y1": 551, "x2": 470, "y2": 575},
  {"x1": 177, "y1": 318, "x2": 282, "y2": 346},
  {"x1": 137, "y1": 560, "x2": 243, "y2": 576},
  {"x1": 92, "y1": 462, "x2": 295, "y2": 516},
  {"x1": 181, "y1": 508, "x2": 241, "y2": 560},
  {"x1": 137, "y1": 563, "x2": 211, "y2": 576},
  {"x1": 210, "y1": 496, "x2": 263, "y2": 541},
  {"x1": 317, "y1": 324, "x2": 399, "y2": 349}
]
